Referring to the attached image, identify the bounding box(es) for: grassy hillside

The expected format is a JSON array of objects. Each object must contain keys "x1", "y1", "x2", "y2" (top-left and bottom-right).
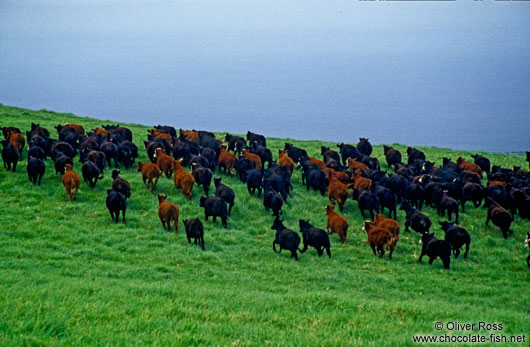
[{"x1": 0, "y1": 104, "x2": 528, "y2": 345}]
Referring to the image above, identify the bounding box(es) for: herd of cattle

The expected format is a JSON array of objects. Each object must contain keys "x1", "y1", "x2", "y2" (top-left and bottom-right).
[{"x1": 1, "y1": 122, "x2": 530, "y2": 269}]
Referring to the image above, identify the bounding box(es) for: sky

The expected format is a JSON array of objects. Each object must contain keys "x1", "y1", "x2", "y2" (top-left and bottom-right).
[{"x1": 1, "y1": 1, "x2": 529, "y2": 152}]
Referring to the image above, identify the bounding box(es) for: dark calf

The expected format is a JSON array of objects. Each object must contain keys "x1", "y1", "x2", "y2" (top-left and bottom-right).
[
  {"x1": 246, "y1": 131, "x2": 266, "y2": 147},
  {"x1": 53, "y1": 152, "x2": 73, "y2": 174},
  {"x1": 353, "y1": 189, "x2": 380, "y2": 220},
  {"x1": 373, "y1": 183, "x2": 397, "y2": 219},
  {"x1": 383, "y1": 145, "x2": 402, "y2": 168},
  {"x1": 272, "y1": 218, "x2": 301, "y2": 260},
  {"x1": 82, "y1": 160, "x2": 103, "y2": 188},
  {"x1": 27, "y1": 157, "x2": 45, "y2": 185},
  {"x1": 246, "y1": 169, "x2": 263, "y2": 196},
  {"x1": 191, "y1": 164, "x2": 213, "y2": 196},
  {"x1": 400, "y1": 200, "x2": 431, "y2": 233},
  {"x1": 440, "y1": 221, "x2": 470, "y2": 258},
  {"x1": 438, "y1": 191, "x2": 459, "y2": 224},
  {"x1": 183, "y1": 219, "x2": 205, "y2": 250},
  {"x1": 88, "y1": 150, "x2": 106, "y2": 172},
  {"x1": 419, "y1": 232, "x2": 451, "y2": 269},
  {"x1": 27, "y1": 145, "x2": 45, "y2": 160},
  {"x1": 200, "y1": 196, "x2": 228, "y2": 228},
  {"x1": 106, "y1": 189, "x2": 126, "y2": 223},
  {"x1": 214, "y1": 177, "x2": 235, "y2": 216},
  {"x1": 357, "y1": 138, "x2": 372, "y2": 156},
  {"x1": 299, "y1": 219, "x2": 331, "y2": 258},
  {"x1": 284, "y1": 143, "x2": 307, "y2": 164},
  {"x1": 263, "y1": 178, "x2": 284, "y2": 217},
  {"x1": 471, "y1": 154, "x2": 491, "y2": 175},
  {"x1": 407, "y1": 147, "x2": 426, "y2": 165},
  {"x1": 463, "y1": 182, "x2": 484, "y2": 208},
  {"x1": 1, "y1": 140, "x2": 19, "y2": 172},
  {"x1": 337, "y1": 143, "x2": 359, "y2": 165},
  {"x1": 405, "y1": 182, "x2": 424, "y2": 210},
  {"x1": 485, "y1": 197, "x2": 513, "y2": 239},
  {"x1": 111, "y1": 170, "x2": 131, "y2": 198}
]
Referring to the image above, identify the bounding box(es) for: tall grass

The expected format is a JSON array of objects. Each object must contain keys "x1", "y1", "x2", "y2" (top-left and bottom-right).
[{"x1": 0, "y1": 104, "x2": 528, "y2": 345}]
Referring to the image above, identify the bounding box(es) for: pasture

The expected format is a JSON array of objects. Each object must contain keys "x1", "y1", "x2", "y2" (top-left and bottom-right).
[{"x1": 0, "y1": 104, "x2": 529, "y2": 345}]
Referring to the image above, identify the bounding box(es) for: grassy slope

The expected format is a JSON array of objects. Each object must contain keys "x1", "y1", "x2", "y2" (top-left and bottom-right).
[{"x1": 0, "y1": 104, "x2": 528, "y2": 345}]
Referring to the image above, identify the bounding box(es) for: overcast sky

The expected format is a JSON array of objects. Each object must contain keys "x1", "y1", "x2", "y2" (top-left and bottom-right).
[{"x1": 1, "y1": 1, "x2": 529, "y2": 151}]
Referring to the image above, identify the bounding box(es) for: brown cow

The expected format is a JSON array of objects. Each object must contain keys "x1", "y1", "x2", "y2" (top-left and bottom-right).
[
  {"x1": 218, "y1": 144, "x2": 237, "y2": 176},
  {"x1": 9, "y1": 133, "x2": 25, "y2": 159},
  {"x1": 351, "y1": 169, "x2": 372, "y2": 191},
  {"x1": 65, "y1": 123, "x2": 85, "y2": 136},
  {"x1": 328, "y1": 171, "x2": 348, "y2": 212},
  {"x1": 242, "y1": 149, "x2": 262, "y2": 169},
  {"x1": 137, "y1": 161, "x2": 161, "y2": 192},
  {"x1": 278, "y1": 149, "x2": 295, "y2": 176},
  {"x1": 347, "y1": 157, "x2": 369, "y2": 171},
  {"x1": 363, "y1": 221, "x2": 393, "y2": 258},
  {"x1": 325, "y1": 204, "x2": 349, "y2": 243},
  {"x1": 154, "y1": 148, "x2": 174, "y2": 179},
  {"x1": 308, "y1": 157, "x2": 326, "y2": 171},
  {"x1": 374, "y1": 214, "x2": 400, "y2": 259},
  {"x1": 324, "y1": 168, "x2": 349, "y2": 185},
  {"x1": 62, "y1": 164, "x2": 81, "y2": 201},
  {"x1": 158, "y1": 194, "x2": 179, "y2": 233},
  {"x1": 92, "y1": 127, "x2": 110, "y2": 137},
  {"x1": 149, "y1": 129, "x2": 173, "y2": 143},
  {"x1": 457, "y1": 157, "x2": 483, "y2": 178},
  {"x1": 172, "y1": 160, "x2": 195, "y2": 200},
  {"x1": 179, "y1": 129, "x2": 199, "y2": 144}
]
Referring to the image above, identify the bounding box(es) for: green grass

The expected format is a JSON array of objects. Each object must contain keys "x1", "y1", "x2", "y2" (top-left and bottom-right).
[{"x1": 0, "y1": 103, "x2": 529, "y2": 346}]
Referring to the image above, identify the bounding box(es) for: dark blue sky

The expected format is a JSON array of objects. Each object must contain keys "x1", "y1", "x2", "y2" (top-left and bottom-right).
[{"x1": 1, "y1": 1, "x2": 529, "y2": 152}]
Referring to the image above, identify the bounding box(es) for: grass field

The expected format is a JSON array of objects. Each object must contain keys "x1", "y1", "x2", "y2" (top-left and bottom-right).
[{"x1": 0, "y1": 103, "x2": 529, "y2": 346}]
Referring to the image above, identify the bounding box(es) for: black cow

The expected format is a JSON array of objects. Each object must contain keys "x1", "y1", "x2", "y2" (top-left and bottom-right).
[
  {"x1": 440, "y1": 221, "x2": 470, "y2": 258},
  {"x1": 250, "y1": 143, "x2": 273, "y2": 168},
  {"x1": 284, "y1": 143, "x2": 307, "y2": 164},
  {"x1": 1, "y1": 140, "x2": 19, "y2": 172},
  {"x1": 82, "y1": 161, "x2": 103, "y2": 188},
  {"x1": 183, "y1": 218, "x2": 205, "y2": 250},
  {"x1": 111, "y1": 170, "x2": 131, "y2": 199},
  {"x1": 471, "y1": 154, "x2": 491, "y2": 174},
  {"x1": 485, "y1": 197, "x2": 513, "y2": 239},
  {"x1": 263, "y1": 178, "x2": 284, "y2": 217},
  {"x1": 353, "y1": 189, "x2": 380, "y2": 220},
  {"x1": 106, "y1": 189, "x2": 127, "y2": 223},
  {"x1": 438, "y1": 191, "x2": 459, "y2": 224},
  {"x1": 406, "y1": 147, "x2": 426, "y2": 165},
  {"x1": 53, "y1": 152, "x2": 73, "y2": 174},
  {"x1": 373, "y1": 183, "x2": 397, "y2": 219},
  {"x1": 400, "y1": 200, "x2": 431, "y2": 233},
  {"x1": 246, "y1": 169, "x2": 263, "y2": 196},
  {"x1": 27, "y1": 145, "x2": 45, "y2": 160},
  {"x1": 321, "y1": 146, "x2": 341, "y2": 163},
  {"x1": 200, "y1": 196, "x2": 228, "y2": 228},
  {"x1": 419, "y1": 232, "x2": 451, "y2": 269},
  {"x1": 87, "y1": 150, "x2": 106, "y2": 173},
  {"x1": 191, "y1": 164, "x2": 213, "y2": 196},
  {"x1": 246, "y1": 131, "x2": 266, "y2": 147},
  {"x1": 27, "y1": 157, "x2": 45, "y2": 185},
  {"x1": 337, "y1": 143, "x2": 359, "y2": 165},
  {"x1": 383, "y1": 145, "x2": 402, "y2": 168},
  {"x1": 225, "y1": 133, "x2": 246, "y2": 154},
  {"x1": 357, "y1": 138, "x2": 372, "y2": 156},
  {"x1": 272, "y1": 218, "x2": 301, "y2": 261},
  {"x1": 100, "y1": 141, "x2": 119, "y2": 168},
  {"x1": 299, "y1": 219, "x2": 331, "y2": 258},
  {"x1": 214, "y1": 177, "x2": 235, "y2": 216}
]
